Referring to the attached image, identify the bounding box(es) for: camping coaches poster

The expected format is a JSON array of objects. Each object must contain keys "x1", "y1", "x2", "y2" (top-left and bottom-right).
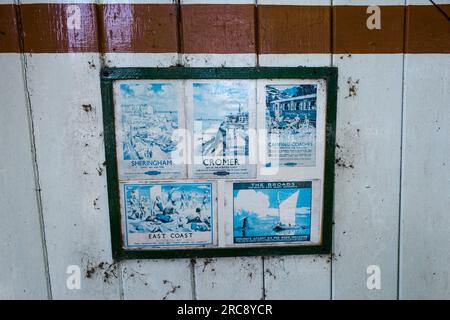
[
  {"x1": 263, "y1": 83, "x2": 318, "y2": 169},
  {"x1": 120, "y1": 182, "x2": 215, "y2": 248},
  {"x1": 114, "y1": 80, "x2": 186, "y2": 180},
  {"x1": 187, "y1": 80, "x2": 256, "y2": 179}
]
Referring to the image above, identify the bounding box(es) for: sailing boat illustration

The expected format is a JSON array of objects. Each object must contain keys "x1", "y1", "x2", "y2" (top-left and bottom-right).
[
  {"x1": 273, "y1": 191, "x2": 301, "y2": 232},
  {"x1": 235, "y1": 216, "x2": 251, "y2": 237}
]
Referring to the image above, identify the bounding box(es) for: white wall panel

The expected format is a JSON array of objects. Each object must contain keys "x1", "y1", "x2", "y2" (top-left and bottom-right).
[
  {"x1": 0, "y1": 52, "x2": 49, "y2": 299},
  {"x1": 24, "y1": 53, "x2": 120, "y2": 299},
  {"x1": 331, "y1": 53, "x2": 403, "y2": 299},
  {"x1": 400, "y1": 54, "x2": 450, "y2": 299}
]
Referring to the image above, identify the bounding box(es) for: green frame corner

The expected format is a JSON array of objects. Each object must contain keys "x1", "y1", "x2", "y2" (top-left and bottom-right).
[{"x1": 101, "y1": 67, "x2": 337, "y2": 260}]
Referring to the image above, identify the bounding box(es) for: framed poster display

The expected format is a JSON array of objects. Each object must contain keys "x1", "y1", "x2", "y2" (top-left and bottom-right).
[{"x1": 101, "y1": 67, "x2": 337, "y2": 259}]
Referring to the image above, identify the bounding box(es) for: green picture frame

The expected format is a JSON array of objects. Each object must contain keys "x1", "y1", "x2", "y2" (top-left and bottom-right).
[{"x1": 101, "y1": 67, "x2": 337, "y2": 260}]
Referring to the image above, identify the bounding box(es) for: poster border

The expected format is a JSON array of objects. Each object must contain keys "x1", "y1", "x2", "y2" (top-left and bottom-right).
[{"x1": 101, "y1": 67, "x2": 337, "y2": 260}]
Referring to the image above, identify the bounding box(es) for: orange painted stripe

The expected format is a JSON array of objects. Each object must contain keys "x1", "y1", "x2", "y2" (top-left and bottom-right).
[
  {"x1": 406, "y1": 4, "x2": 450, "y2": 53},
  {"x1": 333, "y1": 6, "x2": 405, "y2": 54},
  {"x1": 180, "y1": 4, "x2": 256, "y2": 54},
  {"x1": 1, "y1": 4, "x2": 449, "y2": 54},
  {"x1": 258, "y1": 5, "x2": 331, "y2": 54},
  {"x1": 0, "y1": 4, "x2": 20, "y2": 53}
]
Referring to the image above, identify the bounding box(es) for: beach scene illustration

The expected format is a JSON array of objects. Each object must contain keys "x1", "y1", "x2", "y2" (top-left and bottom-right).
[{"x1": 123, "y1": 182, "x2": 213, "y2": 247}]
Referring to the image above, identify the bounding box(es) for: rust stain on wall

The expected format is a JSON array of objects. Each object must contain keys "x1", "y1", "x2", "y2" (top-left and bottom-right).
[
  {"x1": 99, "y1": 4, "x2": 178, "y2": 53},
  {"x1": 258, "y1": 5, "x2": 331, "y2": 54},
  {"x1": 181, "y1": 4, "x2": 256, "y2": 54}
]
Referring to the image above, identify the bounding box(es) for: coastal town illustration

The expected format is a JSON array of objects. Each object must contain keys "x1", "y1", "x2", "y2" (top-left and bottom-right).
[
  {"x1": 119, "y1": 82, "x2": 180, "y2": 162},
  {"x1": 193, "y1": 82, "x2": 251, "y2": 159}
]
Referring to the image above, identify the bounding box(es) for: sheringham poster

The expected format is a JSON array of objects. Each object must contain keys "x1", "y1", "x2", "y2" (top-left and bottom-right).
[{"x1": 114, "y1": 80, "x2": 186, "y2": 179}]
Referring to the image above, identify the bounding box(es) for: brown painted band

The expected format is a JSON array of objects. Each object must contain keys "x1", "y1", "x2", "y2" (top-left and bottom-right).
[
  {"x1": 406, "y1": 4, "x2": 450, "y2": 53},
  {"x1": 21, "y1": 3, "x2": 99, "y2": 53},
  {"x1": 333, "y1": 5, "x2": 405, "y2": 54},
  {"x1": 0, "y1": 4, "x2": 20, "y2": 53},
  {"x1": 258, "y1": 5, "x2": 331, "y2": 54},
  {"x1": 181, "y1": 4, "x2": 256, "y2": 54},
  {"x1": 0, "y1": 4, "x2": 448, "y2": 54},
  {"x1": 100, "y1": 3, "x2": 178, "y2": 53}
]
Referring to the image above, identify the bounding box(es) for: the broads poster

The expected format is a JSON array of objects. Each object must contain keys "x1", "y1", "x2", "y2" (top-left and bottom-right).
[
  {"x1": 221, "y1": 179, "x2": 323, "y2": 247},
  {"x1": 233, "y1": 181, "x2": 312, "y2": 244}
]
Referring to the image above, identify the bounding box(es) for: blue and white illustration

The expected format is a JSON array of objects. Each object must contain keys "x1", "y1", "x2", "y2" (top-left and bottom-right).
[
  {"x1": 233, "y1": 181, "x2": 311, "y2": 244},
  {"x1": 123, "y1": 182, "x2": 214, "y2": 247},
  {"x1": 192, "y1": 81, "x2": 255, "y2": 178},
  {"x1": 115, "y1": 81, "x2": 185, "y2": 179},
  {"x1": 265, "y1": 84, "x2": 317, "y2": 167}
]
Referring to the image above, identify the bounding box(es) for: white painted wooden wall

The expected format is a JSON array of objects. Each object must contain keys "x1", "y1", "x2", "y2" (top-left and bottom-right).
[{"x1": 1, "y1": 0, "x2": 449, "y2": 299}]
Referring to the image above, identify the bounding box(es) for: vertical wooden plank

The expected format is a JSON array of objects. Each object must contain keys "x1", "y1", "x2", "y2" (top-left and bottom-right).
[
  {"x1": 331, "y1": 0, "x2": 404, "y2": 299},
  {"x1": 332, "y1": 54, "x2": 403, "y2": 300},
  {"x1": 99, "y1": 0, "x2": 193, "y2": 299},
  {"x1": 0, "y1": 1, "x2": 49, "y2": 299},
  {"x1": 400, "y1": 54, "x2": 450, "y2": 299},
  {"x1": 180, "y1": 0, "x2": 263, "y2": 300},
  {"x1": 400, "y1": 0, "x2": 450, "y2": 299},
  {"x1": 258, "y1": 0, "x2": 332, "y2": 300},
  {"x1": 19, "y1": 0, "x2": 120, "y2": 299}
]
